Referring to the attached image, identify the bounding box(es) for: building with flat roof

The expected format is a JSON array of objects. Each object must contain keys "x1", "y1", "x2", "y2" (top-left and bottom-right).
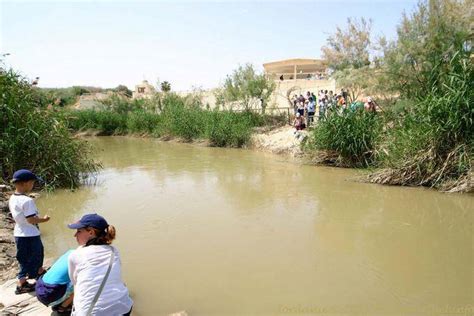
[
  {"x1": 177, "y1": 58, "x2": 337, "y2": 113},
  {"x1": 132, "y1": 80, "x2": 156, "y2": 99},
  {"x1": 263, "y1": 58, "x2": 327, "y2": 81},
  {"x1": 263, "y1": 58, "x2": 336, "y2": 110}
]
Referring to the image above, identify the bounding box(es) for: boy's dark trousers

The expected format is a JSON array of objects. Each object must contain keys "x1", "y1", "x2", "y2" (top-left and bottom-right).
[{"x1": 15, "y1": 236, "x2": 44, "y2": 279}]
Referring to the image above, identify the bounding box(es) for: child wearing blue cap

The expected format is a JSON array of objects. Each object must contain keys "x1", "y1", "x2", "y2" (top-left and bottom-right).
[{"x1": 8, "y1": 169, "x2": 51, "y2": 294}]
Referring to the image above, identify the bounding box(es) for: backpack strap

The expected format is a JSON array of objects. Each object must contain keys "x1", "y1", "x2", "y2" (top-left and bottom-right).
[{"x1": 86, "y1": 246, "x2": 115, "y2": 316}]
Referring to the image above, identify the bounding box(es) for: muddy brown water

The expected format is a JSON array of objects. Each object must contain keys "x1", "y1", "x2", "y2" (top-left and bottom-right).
[{"x1": 36, "y1": 137, "x2": 473, "y2": 316}]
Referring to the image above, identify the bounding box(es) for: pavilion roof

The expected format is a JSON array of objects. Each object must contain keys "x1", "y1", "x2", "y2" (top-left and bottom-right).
[{"x1": 263, "y1": 58, "x2": 327, "y2": 75}]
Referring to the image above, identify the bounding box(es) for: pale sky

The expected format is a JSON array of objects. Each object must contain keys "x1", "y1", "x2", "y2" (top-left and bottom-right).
[{"x1": 1, "y1": 0, "x2": 418, "y2": 91}]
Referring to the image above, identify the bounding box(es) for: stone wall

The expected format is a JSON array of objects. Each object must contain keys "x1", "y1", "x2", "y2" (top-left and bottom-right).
[
  {"x1": 268, "y1": 78, "x2": 337, "y2": 109},
  {"x1": 177, "y1": 78, "x2": 336, "y2": 113}
]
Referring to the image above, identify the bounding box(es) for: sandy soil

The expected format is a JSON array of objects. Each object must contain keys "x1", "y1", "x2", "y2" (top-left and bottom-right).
[{"x1": 250, "y1": 125, "x2": 308, "y2": 156}]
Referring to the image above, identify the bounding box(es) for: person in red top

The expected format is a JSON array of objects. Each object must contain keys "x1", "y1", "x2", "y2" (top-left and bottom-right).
[
  {"x1": 293, "y1": 113, "x2": 306, "y2": 130},
  {"x1": 337, "y1": 94, "x2": 346, "y2": 108}
]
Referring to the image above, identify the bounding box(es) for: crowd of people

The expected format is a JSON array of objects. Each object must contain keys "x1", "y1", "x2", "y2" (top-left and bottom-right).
[
  {"x1": 291, "y1": 88, "x2": 380, "y2": 131},
  {"x1": 8, "y1": 169, "x2": 133, "y2": 315}
]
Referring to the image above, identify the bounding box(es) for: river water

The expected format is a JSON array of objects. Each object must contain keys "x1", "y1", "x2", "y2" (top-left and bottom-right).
[{"x1": 36, "y1": 137, "x2": 473, "y2": 316}]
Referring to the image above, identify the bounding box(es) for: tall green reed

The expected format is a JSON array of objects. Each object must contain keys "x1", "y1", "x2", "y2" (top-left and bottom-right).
[{"x1": 0, "y1": 69, "x2": 99, "y2": 188}]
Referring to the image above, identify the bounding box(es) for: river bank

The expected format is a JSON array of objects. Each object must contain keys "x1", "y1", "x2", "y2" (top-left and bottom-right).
[
  {"x1": 0, "y1": 187, "x2": 43, "y2": 314},
  {"x1": 0, "y1": 185, "x2": 52, "y2": 314},
  {"x1": 75, "y1": 125, "x2": 473, "y2": 193},
  {"x1": 0, "y1": 185, "x2": 17, "y2": 285},
  {"x1": 64, "y1": 91, "x2": 472, "y2": 194},
  {"x1": 76, "y1": 124, "x2": 307, "y2": 155},
  {"x1": 250, "y1": 125, "x2": 308, "y2": 156}
]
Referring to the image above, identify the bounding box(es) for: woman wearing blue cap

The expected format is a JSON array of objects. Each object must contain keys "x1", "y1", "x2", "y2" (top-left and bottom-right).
[{"x1": 67, "y1": 213, "x2": 133, "y2": 315}]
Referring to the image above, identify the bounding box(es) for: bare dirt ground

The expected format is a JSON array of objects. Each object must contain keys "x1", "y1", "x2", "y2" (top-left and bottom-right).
[
  {"x1": 250, "y1": 125, "x2": 308, "y2": 156},
  {"x1": 0, "y1": 186, "x2": 17, "y2": 284}
]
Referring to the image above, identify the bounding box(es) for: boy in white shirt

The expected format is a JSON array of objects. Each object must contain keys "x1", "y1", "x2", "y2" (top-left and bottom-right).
[{"x1": 9, "y1": 169, "x2": 50, "y2": 294}]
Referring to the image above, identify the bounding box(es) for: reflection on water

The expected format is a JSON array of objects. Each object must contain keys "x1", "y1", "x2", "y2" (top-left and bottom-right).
[{"x1": 37, "y1": 137, "x2": 473, "y2": 316}]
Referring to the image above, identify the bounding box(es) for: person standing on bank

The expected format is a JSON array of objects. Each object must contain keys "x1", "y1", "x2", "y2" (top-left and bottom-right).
[
  {"x1": 67, "y1": 213, "x2": 133, "y2": 315},
  {"x1": 306, "y1": 97, "x2": 316, "y2": 126},
  {"x1": 9, "y1": 169, "x2": 50, "y2": 294}
]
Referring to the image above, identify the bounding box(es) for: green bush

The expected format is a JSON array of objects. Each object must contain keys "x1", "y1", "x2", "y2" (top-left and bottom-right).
[
  {"x1": 65, "y1": 94, "x2": 266, "y2": 148},
  {"x1": 65, "y1": 110, "x2": 127, "y2": 135},
  {"x1": 101, "y1": 95, "x2": 147, "y2": 114},
  {"x1": 307, "y1": 109, "x2": 382, "y2": 167},
  {"x1": 0, "y1": 69, "x2": 99, "y2": 188},
  {"x1": 373, "y1": 52, "x2": 473, "y2": 189},
  {"x1": 206, "y1": 111, "x2": 254, "y2": 147},
  {"x1": 126, "y1": 110, "x2": 162, "y2": 135},
  {"x1": 160, "y1": 97, "x2": 206, "y2": 140}
]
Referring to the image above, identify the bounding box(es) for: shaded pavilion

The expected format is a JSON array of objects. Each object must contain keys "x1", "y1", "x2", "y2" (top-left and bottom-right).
[{"x1": 263, "y1": 58, "x2": 327, "y2": 81}]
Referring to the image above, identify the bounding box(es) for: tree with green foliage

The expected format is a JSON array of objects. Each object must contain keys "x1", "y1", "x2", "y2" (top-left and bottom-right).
[
  {"x1": 379, "y1": 0, "x2": 473, "y2": 100},
  {"x1": 330, "y1": 66, "x2": 377, "y2": 103},
  {"x1": 322, "y1": 17, "x2": 372, "y2": 71},
  {"x1": 370, "y1": 0, "x2": 473, "y2": 192},
  {"x1": 115, "y1": 85, "x2": 132, "y2": 98},
  {"x1": 215, "y1": 64, "x2": 275, "y2": 114},
  {"x1": 321, "y1": 17, "x2": 377, "y2": 102},
  {"x1": 310, "y1": 17, "x2": 382, "y2": 167},
  {"x1": 161, "y1": 81, "x2": 171, "y2": 92}
]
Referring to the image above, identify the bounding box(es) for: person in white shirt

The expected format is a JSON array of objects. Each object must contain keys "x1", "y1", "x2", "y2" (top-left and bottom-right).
[
  {"x1": 9, "y1": 169, "x2": 50, "y2": 294},
  {"x1": 306, "y1": 97, "x2": 316, "y2": 126},
  {"x1": 67, "y1": 213, "x2": 133, "y2": 315}
]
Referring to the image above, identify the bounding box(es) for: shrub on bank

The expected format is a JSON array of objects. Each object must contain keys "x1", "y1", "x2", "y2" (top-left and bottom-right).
[
  {"x1": 65, "y1": 93, "x2": 274, "y2": 148},
  {"x1": 101, "y1": 95, "x2": 147, "y2": 114},
  {"x1": 66, "y1": 109, "x2": 128, "y2": 135},
  {"x1": 67, "y1": 107, "x2": 262, "y2": 147},
  {"x1": 205, "y1": 111, "x2": 252, "y2": 147},
  {"x1": 126, "y1": 110, "x2": 162, "y2": 135},
  {"x1": 371, "y1": 54, "x2": 473, "y2": 191},
  {"x1": 306, "y1": 109, "x2": 382, "y2": 167},
  {"x1": 0, "y1": 69, "x2": 99, "y2": 188},
  {"x1": 160, "y1": 98, "x2": 206, "y2": 141}
]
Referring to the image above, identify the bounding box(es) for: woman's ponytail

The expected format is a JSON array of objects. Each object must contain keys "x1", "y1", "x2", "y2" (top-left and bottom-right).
[
  {"x1": 88, "y1": 225, "x2": 116, "y2": 245},
  {"x1": 104, "y1": 225, "x2": 116, "y2": 244}
]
